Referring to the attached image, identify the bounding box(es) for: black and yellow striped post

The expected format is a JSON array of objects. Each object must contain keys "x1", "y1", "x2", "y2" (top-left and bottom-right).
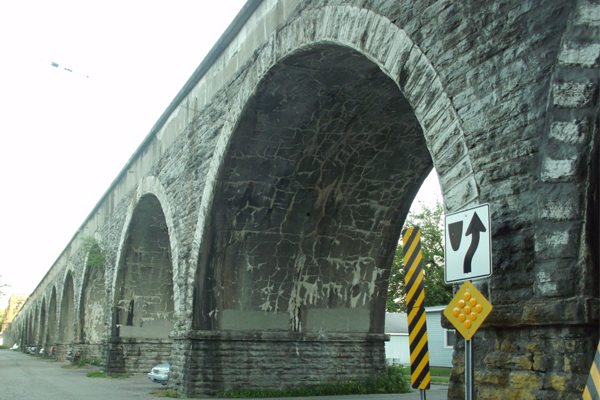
[
  {"x1": 402, "y1": 226, "x2": 431, "y2": 396},
  {"x1": 583, "y1": 340, "x2": 600, "y2": 400}
]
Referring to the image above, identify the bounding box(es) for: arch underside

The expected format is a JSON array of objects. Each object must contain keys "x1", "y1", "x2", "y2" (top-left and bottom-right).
[
  {"x1": 59, "y1": 275, "x2": 75, "y2": 343},
  {"x1": 195, "y1": 44, "x2": 433, "y2": 333},
  {"x1": 38, "y1": 300, "x2": 46, "y2": 346},
  {"x1": 114, "y1": 194, "x2": 175, "y2": 339},
  {"x1": 47, "y1": 289, "x2": 57, "y2": 347},
  {"x1": 80, "y1": 262, "x2": 106, "y2": 343}
]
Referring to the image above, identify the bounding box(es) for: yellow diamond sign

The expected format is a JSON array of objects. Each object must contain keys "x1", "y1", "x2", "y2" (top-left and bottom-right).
[{"x1": 444, "y1": 280, "x2": 492, "y2": 340}]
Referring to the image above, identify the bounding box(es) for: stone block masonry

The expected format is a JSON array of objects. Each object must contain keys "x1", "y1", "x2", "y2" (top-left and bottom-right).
[
  {"x1": 7, "y1": 0, "x2": 598, "y2": 399},
  {"x1": 169, "y1": 331, "x2": 387, "y2": 397}
]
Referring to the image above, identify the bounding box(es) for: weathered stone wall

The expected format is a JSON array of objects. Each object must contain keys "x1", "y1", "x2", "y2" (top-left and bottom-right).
[
  {"x1": 447, "y1": 326, "x2": 598, "y2": 400},
  {"x1": 103, "y1": 338, "x2": 172, "y2": 374},
  {"x1": 169, "y1": 331, "x2": 387, "y2": 397},
  {"x1": 9, "y1": 0, "x2": 598, "y2": 398}
]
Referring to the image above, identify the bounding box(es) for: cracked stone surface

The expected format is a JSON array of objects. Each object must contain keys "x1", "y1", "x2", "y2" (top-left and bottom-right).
[
  {"x1": 197, "y1": 45, "x2": 432, "y2": 334},
  {"x1": 6, "y1": 1, "x2": 597, "y2": 398},
  {"x1": 114, "y1": 195, "x2": 175, "y2": 340}
]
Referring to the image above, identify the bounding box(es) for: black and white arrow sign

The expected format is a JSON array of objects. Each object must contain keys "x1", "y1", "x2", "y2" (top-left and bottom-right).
[{"x1": 445, "y1": 204, "x2": 492, "y2": 283}]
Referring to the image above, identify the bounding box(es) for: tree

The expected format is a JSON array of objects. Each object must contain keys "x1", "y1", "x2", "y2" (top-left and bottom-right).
[{"x1": 386, "y1": 200, "x2": 451, "y2": 312}]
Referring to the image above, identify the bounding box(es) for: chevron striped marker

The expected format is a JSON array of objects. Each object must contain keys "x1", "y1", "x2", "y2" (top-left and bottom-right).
[
  {"x1": 403, "y1": 227, "x2": 431, "y2": 391},
  {"x1": 583, "y1": 340, "x2": 600, "y2": 400}
]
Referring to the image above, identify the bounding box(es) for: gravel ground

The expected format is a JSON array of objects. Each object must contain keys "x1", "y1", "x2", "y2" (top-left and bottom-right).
[{"x1": 0, "y1": 350, "x2": 448, "y2": 400}]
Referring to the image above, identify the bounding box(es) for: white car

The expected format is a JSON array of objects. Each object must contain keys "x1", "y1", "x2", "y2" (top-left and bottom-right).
[
  {"x1": 148, "y1": 363, "x2": 170, "y2": 386},
  {"x1": 10, "y1": 343, "x2": 18, "y2": 350}
]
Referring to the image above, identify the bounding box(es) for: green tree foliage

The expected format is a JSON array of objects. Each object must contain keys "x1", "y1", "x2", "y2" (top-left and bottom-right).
[
  {"x1": 81, "y1": 237, "x2": 106, "y2": 268},
  {"x1": 387, "y1": 200, "x2": 451, "y2": 312}
]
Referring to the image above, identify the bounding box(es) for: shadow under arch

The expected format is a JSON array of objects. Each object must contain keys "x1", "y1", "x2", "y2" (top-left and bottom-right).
[
  {"x1": 109, "y1": 193, "x2": 175, "y2": 373},
  {"x1": 59, "y1": 273, "x2": 75, "y2": 346},
  {"x1": 77, "y1": 239, "x2": 107, "y2": 360},
  {"x1": 37, "y1": 298, "x2": 46, "y2": 348},
  {"x1": 188, "y1": 42, "x2": 436, "y2": 394},
  {"x1": 46, "y1": 287, "x2": 58, "y2": 355},
  {"x1": 179, "y1": 5, "x2": 482, "y2": 396},
  {"x1": 194, "y1": 44, "x2": 433, "y2": 332},
  {"x1": 113, "y1": 193, "x2": 175, "y2": 338}
]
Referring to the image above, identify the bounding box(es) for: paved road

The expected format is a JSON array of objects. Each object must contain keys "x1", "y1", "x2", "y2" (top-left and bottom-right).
[{"x1": 0, "y1": 350, "x2": 448, "y2": 400}]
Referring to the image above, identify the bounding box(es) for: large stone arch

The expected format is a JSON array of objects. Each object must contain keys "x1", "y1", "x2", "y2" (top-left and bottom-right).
[
  {"x1": 5, "y1": 1, "x2": 596, "y2": 398},
  {"x1": 77, "y1": 236, "x2": 107, "y2": 359},
  {"x1": 45, "y1": 287, "x2": 58, "y2": 355},
  {"x1": 189, "y1": 4, "x2": 476, "y2": 322},
  {"x1": 112, "y1": 176, "x2": 182, "y2": 316},
  {"x1": 26, "y1": 311, "x2": 35, "y2": 347},
  {"x1": 196, "y1": 43, "x2": 430, "y2": 330},
  {"x1": 181, "y1": 5, "x2": 475, "y2": 396},
  {"x1": 37, "y1": 299, "x2": 46, "y2": 348},
  {"x1": 107, "y1": 176, "x2": 178, "y2": 373},
  {"x1": 58, "y1": 273, "x2": 76, "y2": 347}
]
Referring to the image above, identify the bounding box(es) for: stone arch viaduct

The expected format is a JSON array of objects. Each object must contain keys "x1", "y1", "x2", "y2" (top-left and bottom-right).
[{"x1": 6, "y1": 0, "x2": 598, "y2": 398}]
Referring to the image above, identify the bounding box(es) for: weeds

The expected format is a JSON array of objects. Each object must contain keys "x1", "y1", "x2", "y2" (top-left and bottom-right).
[
  {"x1": 86, "y1": 372, "x2": 107, "y2": 378},
  {"x1": 75, "y1": 358, "x2": 101, "y2": 367},
  {"x1": 216, "y1": 366, "x2": 409, "y2": 398}
]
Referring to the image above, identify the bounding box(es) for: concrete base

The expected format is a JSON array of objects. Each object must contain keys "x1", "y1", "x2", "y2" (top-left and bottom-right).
[
  {"x1": 104, "y1": 337, "x2": 172, "y2": 374},
  {"x1": 169, "y1": 330, "x2": 389, "y2": 397}
]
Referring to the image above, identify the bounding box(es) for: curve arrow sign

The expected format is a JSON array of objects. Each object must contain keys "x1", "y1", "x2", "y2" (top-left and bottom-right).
[{"x1": 463, "y1": 212, "x2": 486, "y2": 274}]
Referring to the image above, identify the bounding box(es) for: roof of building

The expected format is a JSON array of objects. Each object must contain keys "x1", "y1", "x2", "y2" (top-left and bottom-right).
[{"x1": 385, "y1": 306, "x2": 447, "y2": 334}]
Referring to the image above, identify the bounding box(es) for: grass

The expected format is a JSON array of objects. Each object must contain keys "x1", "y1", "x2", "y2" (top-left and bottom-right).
[
  {"x1": 216, "y1": 366, "x2": 409, "y2": 398},
  {"x1": 76, "y1": 358, "x2": 101, "y2": 367},
  {"x1": 151, "y1": 390, "x2": 181, "y2": 398},
  {"x1": 87, "y1": 372, "x2": 107, "y2": 378},
  {"x1": 0, "y1": 345, "x2": 9, "y2": 350},
  {"x1": 400, "y1": 366, "x2": 450, "y2": 384},
  {"x1": 431, "y1": 367, "x2": 452, "y2": 377}
]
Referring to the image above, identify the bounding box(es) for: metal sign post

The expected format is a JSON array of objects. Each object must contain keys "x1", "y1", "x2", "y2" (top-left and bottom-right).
[
  {"x1": 444, "y1": 281, "x2": 493, "y2": 400},
  {"x1": 465, "y1": 339, "x2": 474, "y2": 400}
]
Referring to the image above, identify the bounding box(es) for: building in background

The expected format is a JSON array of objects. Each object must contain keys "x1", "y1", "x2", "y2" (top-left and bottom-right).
[
  {"x1": 385, "y1": 306, "x2": 455, "y2": 368},
  {"x1": 2, "y1": 293, "x2": 28, "y2": 332}
]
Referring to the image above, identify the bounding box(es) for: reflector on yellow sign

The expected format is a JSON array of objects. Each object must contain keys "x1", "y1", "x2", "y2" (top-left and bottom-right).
[{"x1": 443, "y1": 280, "x2": 492, "y2": 340}]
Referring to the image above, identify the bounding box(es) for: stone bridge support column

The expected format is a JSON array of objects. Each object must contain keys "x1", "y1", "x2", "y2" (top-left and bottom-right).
[{"x1": 169, "y1": 331, "x2": 387, "y2": 397}]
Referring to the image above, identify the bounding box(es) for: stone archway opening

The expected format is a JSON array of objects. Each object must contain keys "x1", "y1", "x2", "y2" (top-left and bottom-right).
[
  {"x1": 79, "y1": 243, "x2": 106, "y2": 360},
  {"x1": 27, "y1": 312, "x2": 35, "y2": 347},
  {"x1": 46, "y1": 288, "x2": 57, "y2": 355},
  {"x1": 58, "y1": 273, "x2": 75, "y2": 358},
  {"x1": 191, "y1": 44, "x2": 434, "y2": 394},
  {"x1": 37, "y1": 300, "x2": 46, "y2": 349},
  {"x1": 110, "y1": 194, "x2": 174, "y2": 373}
]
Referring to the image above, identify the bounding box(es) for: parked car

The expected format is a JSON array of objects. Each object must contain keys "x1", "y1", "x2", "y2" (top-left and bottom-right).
[
  {"x1": 39, "y1": 348, "x2": 45, "y2": 355},
  {"x1": 148, "y1": 363, "x2": 170, "y2": 386}
]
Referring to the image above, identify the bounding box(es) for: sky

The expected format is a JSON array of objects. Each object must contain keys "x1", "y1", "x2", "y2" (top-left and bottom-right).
[{"x1": 0, "y1": 0, "x2": 440, "y2": 309}]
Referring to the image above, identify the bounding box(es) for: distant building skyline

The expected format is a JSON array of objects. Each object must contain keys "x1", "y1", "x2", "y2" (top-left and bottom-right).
[{"x1": 2, "y1": 293, "x2": 28, "y2": 333}]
